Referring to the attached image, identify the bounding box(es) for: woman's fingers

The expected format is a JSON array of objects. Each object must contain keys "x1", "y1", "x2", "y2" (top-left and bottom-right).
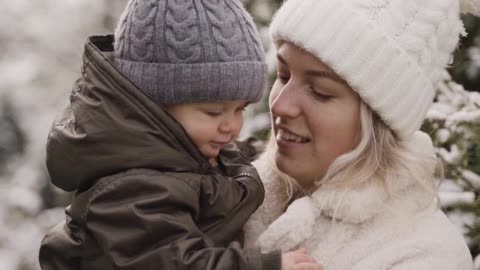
[
  {"x1": 297, "y1": 247, "x2": 308, "y2": 254},
  {"x1": 282, "y1": 248, "x2": 322, "y2": 270},
  {"x1": 289, "y1": 248, "x2": 315, "y2": 263},
  {"x1": 294, "y1": 253, "x2": 316, "y2": 263}
]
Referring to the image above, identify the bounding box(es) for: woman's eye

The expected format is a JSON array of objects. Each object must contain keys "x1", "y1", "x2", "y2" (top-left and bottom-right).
[
  {"x1": 311, "y1": 89, "x2": 332, "y2": 101},
  {"x1": 277, "y1": 74, "x2": 290, "y2": 84}
]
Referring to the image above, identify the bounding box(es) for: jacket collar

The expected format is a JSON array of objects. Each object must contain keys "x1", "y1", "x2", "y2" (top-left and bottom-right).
[{"x1": 310, "y1": 180, "x2": 390, "y2": 224}]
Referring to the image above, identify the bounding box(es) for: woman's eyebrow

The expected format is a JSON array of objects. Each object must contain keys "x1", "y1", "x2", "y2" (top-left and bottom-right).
[
  {"x1": 305, "y1": 70, "x2": 349, "y2": 86},
  {"x1": 277, "y1": 54, "x2": 288, "y2": 66}
]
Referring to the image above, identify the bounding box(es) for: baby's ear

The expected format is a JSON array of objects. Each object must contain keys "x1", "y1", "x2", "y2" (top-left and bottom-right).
[{"x1": 234, "y1": 137, "x2": 266, "y2": 161}]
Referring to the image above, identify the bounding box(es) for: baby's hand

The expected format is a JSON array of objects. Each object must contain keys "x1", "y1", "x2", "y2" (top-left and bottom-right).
[{"x1": 281, "y1": 248, "x2": 324, "y2": 270}]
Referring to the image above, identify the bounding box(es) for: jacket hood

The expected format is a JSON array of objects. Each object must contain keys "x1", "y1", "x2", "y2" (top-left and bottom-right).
[{"x1": 46, "y1": 35, "x2": 211, "y2": 192}]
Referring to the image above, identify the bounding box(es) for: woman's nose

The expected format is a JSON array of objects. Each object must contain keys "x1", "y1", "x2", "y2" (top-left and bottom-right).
[{"x1": 270, "y1": 84, "x2": 301, "y2": 118}]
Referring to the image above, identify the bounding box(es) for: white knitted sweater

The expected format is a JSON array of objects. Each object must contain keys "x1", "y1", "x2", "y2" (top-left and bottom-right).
[{"x1": 244, "y1": 154, "x2": 473, "y2": 270}]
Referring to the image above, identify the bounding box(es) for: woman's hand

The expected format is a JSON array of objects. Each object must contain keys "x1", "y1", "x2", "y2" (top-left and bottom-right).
[{"x1": 282, "y1": 248, "x2": 324, "y2": 270}]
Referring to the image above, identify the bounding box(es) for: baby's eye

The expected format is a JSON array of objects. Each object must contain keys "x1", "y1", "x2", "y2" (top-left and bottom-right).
[
  {"x1": 236, "y1": 105, "x2": 248, "y2": 112},
  {"x1": 205, "y1": 111, "x2": 222, "y2": 117}
]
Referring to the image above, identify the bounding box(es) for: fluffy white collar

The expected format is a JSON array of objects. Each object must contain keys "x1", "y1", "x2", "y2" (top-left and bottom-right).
[{"x1": 256, "y1": 131, "x2": 437, "y2": 252}]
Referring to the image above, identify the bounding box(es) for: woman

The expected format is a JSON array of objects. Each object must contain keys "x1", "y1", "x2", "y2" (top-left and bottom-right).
[{"x1": 245, "y1": 0, "x2": 477, "y2": 269}]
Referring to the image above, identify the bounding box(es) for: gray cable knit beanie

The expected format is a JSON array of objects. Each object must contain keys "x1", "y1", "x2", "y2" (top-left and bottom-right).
[{"x1": 114, "y1": 0, "x2": 268, "y2": 105}]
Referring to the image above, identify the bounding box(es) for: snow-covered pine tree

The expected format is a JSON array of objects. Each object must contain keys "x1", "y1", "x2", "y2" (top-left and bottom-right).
[{"x1": 423, "y1": 73, "x2": 480, "y2": 265}]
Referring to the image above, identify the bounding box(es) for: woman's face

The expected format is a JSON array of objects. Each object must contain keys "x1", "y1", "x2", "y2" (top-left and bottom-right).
[{"x1": 270, "y1": 42, "x2": 361, "y2": 188}]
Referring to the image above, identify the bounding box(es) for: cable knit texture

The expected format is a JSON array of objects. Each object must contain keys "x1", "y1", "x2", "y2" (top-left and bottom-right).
[
  {"x1": 270, "y1": 0, "x2": 469, "y2": 139},
  {"x1": 114, "y1": 0, "x2": 267, "y2": 105}
]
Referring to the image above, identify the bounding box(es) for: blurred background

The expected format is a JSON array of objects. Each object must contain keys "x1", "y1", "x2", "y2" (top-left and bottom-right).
[{"x1": 1, "y1": 0, "x2": 480, "y2": 269}]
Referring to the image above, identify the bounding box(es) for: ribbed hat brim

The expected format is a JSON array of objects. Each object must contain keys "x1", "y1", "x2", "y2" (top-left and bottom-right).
[{"x1": 116, "y1": 59, "x2": 268, "y2": 105}]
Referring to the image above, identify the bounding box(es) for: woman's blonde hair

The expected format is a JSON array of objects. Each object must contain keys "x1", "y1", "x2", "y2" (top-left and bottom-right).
[{"x1": 265, "y1": 101, "x2": 439, "y2": 202}]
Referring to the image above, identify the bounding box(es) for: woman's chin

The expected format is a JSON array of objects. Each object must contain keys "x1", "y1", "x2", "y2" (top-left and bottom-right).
[
  {"x1": 274, "y1": 153, "x2": 318, "y2": 188},
  {"x1": 275, "y1": 153, "x2": 302, "y2": 178}
]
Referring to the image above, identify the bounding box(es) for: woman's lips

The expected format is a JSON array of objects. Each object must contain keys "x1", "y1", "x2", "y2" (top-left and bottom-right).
[{"x1": 276, "y1": 128, "x2": 310, "y2": 143}]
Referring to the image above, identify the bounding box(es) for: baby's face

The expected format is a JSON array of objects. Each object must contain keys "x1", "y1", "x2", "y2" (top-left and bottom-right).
[{"x1": 165, "y1": 100, "x2": 248, "y2": 163}]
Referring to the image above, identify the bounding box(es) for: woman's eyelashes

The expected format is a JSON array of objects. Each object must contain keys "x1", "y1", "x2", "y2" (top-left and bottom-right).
[
  {"x1": 277, "y1": 73, "x2": 290, "y2": 84},
  {"x1": 310, "y1": 88, "x2": 333, "y2": 102},
  {"x1": 277, "y1": 73, "x2": 333, "y2": 102}
]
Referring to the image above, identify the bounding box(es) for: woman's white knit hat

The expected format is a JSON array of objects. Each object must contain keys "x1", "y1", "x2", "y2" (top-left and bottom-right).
[{"x1": 271, "y1": 0, "x2": 480, "y2": 139}]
